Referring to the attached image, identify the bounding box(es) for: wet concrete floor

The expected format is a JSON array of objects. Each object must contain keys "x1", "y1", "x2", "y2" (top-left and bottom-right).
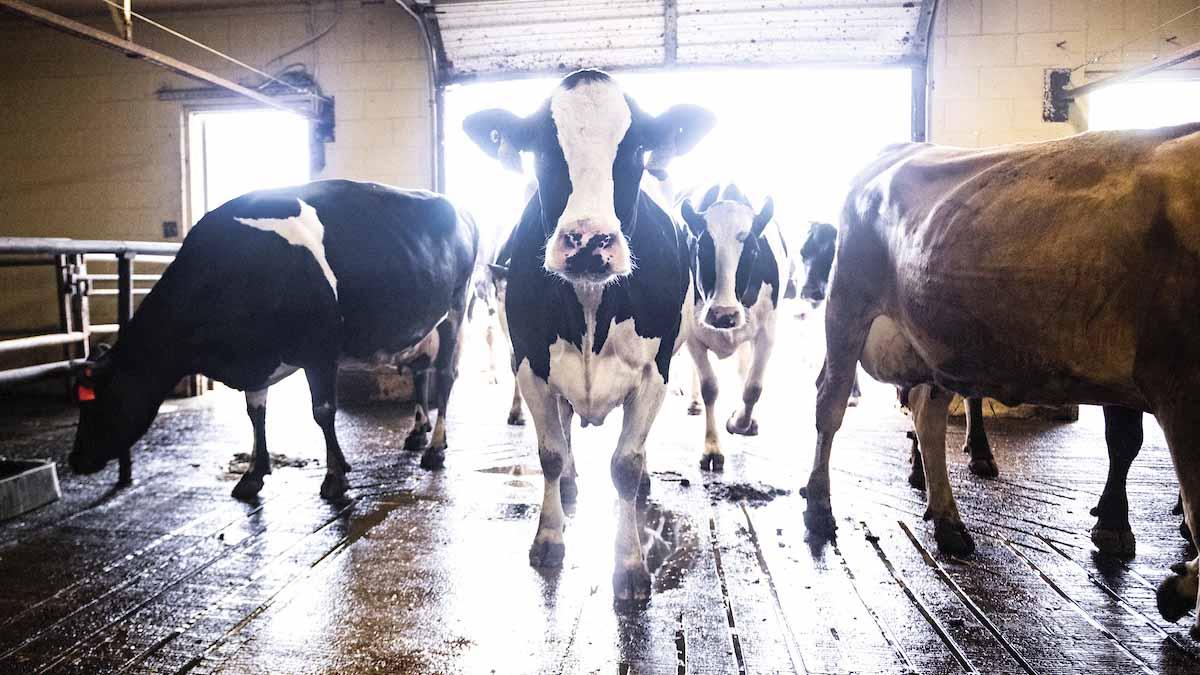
[{"x1": 1, "y1": 315, "x2": 1198, "y2": 674}]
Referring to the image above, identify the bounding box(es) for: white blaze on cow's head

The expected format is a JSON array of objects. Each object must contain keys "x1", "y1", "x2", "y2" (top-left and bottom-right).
[
  {"x1": 463, "y1": 69, "x2": 715, "y2": 286},
  {"x1": 681, "y1": 184, "x2": 774, "y2": 331},
  {"x1": 798, "y1": 221, "x2": 838, "y2": 310}
]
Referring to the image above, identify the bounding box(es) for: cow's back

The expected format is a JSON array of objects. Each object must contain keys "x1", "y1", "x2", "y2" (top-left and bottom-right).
[{"x1": 848, "y1": 126, "x2": 1200, "y2": 407}]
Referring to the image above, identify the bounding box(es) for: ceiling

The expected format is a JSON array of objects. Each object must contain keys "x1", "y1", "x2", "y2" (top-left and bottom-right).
[
  {"x1": 433, "y1": 0, "x2": 937, "y2": 82},
  {"x1": 12, "y1": 0, "x2": 303, "y2": 16}
]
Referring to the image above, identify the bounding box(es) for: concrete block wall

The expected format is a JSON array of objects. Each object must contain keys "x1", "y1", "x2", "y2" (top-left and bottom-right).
[
  {"x1": 928, "y1": 0, "x2": 1200, "y2": 146},
  {"x1": 0, "y1": 1, "x2": 431, "y2": 371}
]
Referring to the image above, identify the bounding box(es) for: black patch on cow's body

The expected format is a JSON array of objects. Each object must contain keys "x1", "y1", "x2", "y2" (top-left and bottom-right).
[
  {"x1": 109, "y1": 180, "x2": 477, "y2": 393},
  {"x1": 506, "y1": 191, "x2": 690, "y2": 383}
]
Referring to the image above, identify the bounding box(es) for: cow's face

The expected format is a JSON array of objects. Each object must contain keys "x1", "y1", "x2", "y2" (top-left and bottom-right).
[
  {"x1": 681, "y1": 185, "x2": 774, "y2": 331},
  {"x1": 464, "y1": 69, "x2": 714, "y2": 286},
  {"x1": 799, "y1": 221, "x2": 838, "y2": 308},
  {"x1": 68, "y1": 351, "x2": 150, "y2": 474}
]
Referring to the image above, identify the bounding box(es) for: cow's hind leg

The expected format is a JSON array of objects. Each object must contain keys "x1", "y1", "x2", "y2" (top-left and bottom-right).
[
  {"x1": 519, "y1": 367, "x2": 570, "y2": 568},
  {"x1": 687, "y1": 362, "x2": 702, "y2": 416},
  {"x1": 687, "y1": 339, "x2": 723, "y2": 471},
  {"x1": 305, "y1": 362, "x2": 351, "y2": 500},
  {"x1": 963, "y1": 398, "x2": 999, "y2": 478},
  {"x1": 404, "y1": 355, "x2": 433, "y2": 452},
  {"x1": 1090, "y1": 406, "x2": 1141, "y2": 557},
  {"x1": 1154, "y1": 402, "x2": 1200, "y2": 635},
  {"x1": 907, "y1": 430, "x2": 925, "y2": 489},
  {"x1": 422, "y1": 309, "x2": 465, "y2": 470},
  {"x1": 508, "y1": 353, "x2": 526, "y2": 426},
  {"x1": 232, "y1": 389, "x2": 272, "y2": 500},
  {"x1": 727, "y1": 327, "x2": 773, "y2": 437},
  {"x1": 558, "y1": 398, "x2": 579, "y2": 505},
  {"x1": 611, "y1": 376, "x2": 667, "y2": 607},
  {"x1": 910, "y1": 385, "x2": 973, "y2": 555}
]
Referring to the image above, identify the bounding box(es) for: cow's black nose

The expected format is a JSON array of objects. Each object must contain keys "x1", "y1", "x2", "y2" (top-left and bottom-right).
[
  {"x1": 564, "y1": 251, "x2": 608, "y2": 276},
  {"x1": 705, "y1": 307, "x2": 740, "y2": 329},
  {"x1": 803, "y1": 286, "x2": 825, "y2": 302}
]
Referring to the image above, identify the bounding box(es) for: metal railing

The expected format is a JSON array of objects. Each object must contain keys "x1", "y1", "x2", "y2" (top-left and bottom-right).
[{"x1": 0, "y1": 237, "x2": 181, "y2": 389}]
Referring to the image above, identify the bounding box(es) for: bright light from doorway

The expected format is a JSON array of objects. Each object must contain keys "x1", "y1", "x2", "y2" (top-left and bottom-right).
[
  {"x1": 188, "y1": 109, "x2": 311, "y2": 222},
  {"x1": 1088, "y1": 79, "x2": 1200, "y2": 130},
  {"x1": 443, "y1": 67, "x2": 912, "y2": 247}
]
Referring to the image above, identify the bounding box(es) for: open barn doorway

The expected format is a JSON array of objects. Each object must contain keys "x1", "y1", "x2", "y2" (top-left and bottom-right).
[{"x1": 443, "y1": 66, "x2": 913, "y2": 408}]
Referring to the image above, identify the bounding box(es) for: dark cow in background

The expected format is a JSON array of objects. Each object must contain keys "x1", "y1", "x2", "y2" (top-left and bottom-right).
[
  {"x1": 802, "y1": 126, "x2": 1200, "y2": 635},
  {"x1": 679, "y1": 184, "x2": 784, "y2": 471},
  {"x1": 800, "y1": 197, "x2": 1148, "y2": 556},
  {"x1": 70, "y1": 180, "x2": 478, "y2": 500},
  {"x1": 465, "y1": 69, "x2": 713, "y2": 604}
]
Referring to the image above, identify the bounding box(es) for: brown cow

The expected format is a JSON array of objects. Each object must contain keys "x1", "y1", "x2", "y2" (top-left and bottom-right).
[{"x1": 802, "y1": 124, "x2": 1200, "y2": 637}]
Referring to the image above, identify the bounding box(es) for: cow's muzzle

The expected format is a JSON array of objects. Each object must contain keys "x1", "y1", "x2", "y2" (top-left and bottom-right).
[
  {"x1": 546, "y1": 223, "x2": 631, "y2": 284},
  {"x1": 705, "y1": 305, "x2": 743, "y2": 330}
]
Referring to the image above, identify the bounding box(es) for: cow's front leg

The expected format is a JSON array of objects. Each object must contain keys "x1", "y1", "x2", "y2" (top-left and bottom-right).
[
  {"x1": 1090, "y1": 405, "x2": 1141, "y2": 556},
  {"x1": 910, "y1": 385, "x2": 973, "y2": 555},
  {"x1": 232, "y1": 389, "x2": 272, "y2": 500},
  {"x1": 612, "y1": 375, "x2": 666, "y2": 606},
  {"x1": 963, "y1": 398, "x2": 999, "y2": 478},
  {"x1": 687, "y1": 339, "x2": 723, "y2": 471},
  {"x1": 687, "y1": 364, "x2": 702, "y2": 416},
  {"x1": 422, "y1": 311, "x2": 465, "y2": 470},
  {"x1": 1154, "y1": 401, "x2": 1200, "y2": 636},
  {"x1": 518, "y1": 366, "x2": 570, "y2": 567},
  {"x1": 727, "y1": 327, "x2": 773, "y2": 437},
  {"x1": 305, "y1": 361, "x2": 351, "y2": 500}
]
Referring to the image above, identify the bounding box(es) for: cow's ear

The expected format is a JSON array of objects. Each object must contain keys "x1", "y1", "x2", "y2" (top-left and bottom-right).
[
  {"x1": 698, "y1": 185, "x2": 720, "y2": 212},
  {"x1": 487, "y1": 263, "x2": 509, "y2": 281},
  {"x1": 464, "y1": 109, "x2": 529, "y2": 172},
  {"x1": 681, "y1": 200, "x2": 707, "y2": 237},
  {"x1": 751, "y1": 197, "x2": 774, "y2": 238},
  {"x1": 647, "y1": 104, "x2": 715, "y2": 159}
]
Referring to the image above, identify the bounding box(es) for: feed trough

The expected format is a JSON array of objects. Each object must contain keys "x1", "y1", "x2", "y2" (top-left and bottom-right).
[{"x1": 0, "y1": 459, "x2": 60, "y2": 520}]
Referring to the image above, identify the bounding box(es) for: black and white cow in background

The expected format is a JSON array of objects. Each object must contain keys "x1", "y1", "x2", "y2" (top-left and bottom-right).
[
  {"x1": 679, "y1": 184, "x2": 784, "y2": 471},
  {"x1": 799, "y1": 212, "x2": 1148, "y2": 556},
  {"x1": 70, "y1": 180, "x2": 478, "y2": 500},
  {"x1": 464, "y1": 69, "x2": 713, "y2": 604}
]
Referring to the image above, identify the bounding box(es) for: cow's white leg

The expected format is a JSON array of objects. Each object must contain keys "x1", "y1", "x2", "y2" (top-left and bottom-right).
[
  {"x1": 306, "y1": 361, "x2": 351, "y2": 500},
  {"x1": 422, "y1": 308, "x2": 466, "y2": 470},
  {"x1": 508, "y1": 365, "x2": 526, "y2": 426},
  {"x1": 687, "y1": 338, "x2": 723, "y2": 471},
  {"x1": 736, "y1": 341, "x2": 751, "y2": 380},
  {"x1": 909, "y1": 384, "x2": 974, "y2": 555},
  {"x1": 611, "y1": 374, "x2": 667, "y2": 605},
  {"x1": 1153, "y1": 404, "x2": 1200, "y2": 635},
  {"x1": 727, "y1": 325, "x2": 773, "y2": 437},
  {"x1": 232, "y1": 388, "x2": 272, "y2": 500},
  {"x1": 803, "y1": 270, "x2": 878, "y2": 538},
  {"x1": 558, "y1": 398, "x2": 579, "y2": 505},
  {"x1": 519, "y1": 366, "x2": 570, "y2": 568},
  {"x1": 485, "y1": 318, "x2": 499, "y2": 384},
  {"x1": 687, "y1": 361, "x2": 702, "y2": 416},
  {"x1": 403, "y1": 358, "x2": 434, "y2": 452}
]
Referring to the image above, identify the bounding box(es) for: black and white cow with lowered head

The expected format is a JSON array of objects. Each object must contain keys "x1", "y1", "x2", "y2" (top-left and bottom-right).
[
  {"x1": 679, "y1": 184, "x2": 785, "y2": 471},
  {"x1": 464, "y1": 69, "x2": 713, "y2": 604},
  {"x1": 69, "y1": 180, "x2": 478, "y2": 500}
]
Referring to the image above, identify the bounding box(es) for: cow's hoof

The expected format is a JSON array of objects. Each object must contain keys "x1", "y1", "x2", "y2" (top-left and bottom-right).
[
  {"x1": 231, "y1": 474, "x2": 264, "y2": 501},
  {"x1": 847, "y1": 395, "x2": 861, "y2": 408},
  {"x1": 967, "y1": 456, "x2": 1000, "y2": 479},
  {"x1": 404, "y1": 431, "x2": 428, "y2": 452},
  {"x1": 560, "y1": 476, "x2": 579, "y2": 505},
  {"x1": 908, "y1": 466, "x2": 926, "y2": 490},
  {"x1": 507, "y1": 412, "x2": 526, "y2": 426},
  {"x1": 613, "y1": 566, "x2": 652, "y2": 607},
  {"x1": 1181, "y1": 519, "x2": 1193, "y2": 543},
  {"x1": 726, "y1": 416, "x2": 758, "y2": 436},
  {"x1": 1156, "y1": 571, "x2": 1196, "y2": 622},
  {"x1": 803, "y1": 505, "x2": 838, "y2": 538},
  {"x1": 699, "y1": 453, "x2": 724, "y2": 472},
  {"x1": 319, "y1": 473, "x2": 349, "y2": 501},
  {"x1": 687, "y1": 401, "x2": 702, "y2": 416},
  {"x1": 1090, "y1": 524, "x2": 1136, "y2": 557},
  {"x1": 419, "y1": 448, "x2": 446, "y2": 470},
  {"x1": 529, "y1": 538, "x2": 565, "y2": 568},
  {"x1": 933, "y1": 519, "x2": 975, "y2": 556}
]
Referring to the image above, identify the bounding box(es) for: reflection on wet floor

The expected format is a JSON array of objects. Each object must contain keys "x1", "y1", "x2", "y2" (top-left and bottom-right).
[{"x1": 1, "y1": 313, "x2": 1199, "y2": 673}]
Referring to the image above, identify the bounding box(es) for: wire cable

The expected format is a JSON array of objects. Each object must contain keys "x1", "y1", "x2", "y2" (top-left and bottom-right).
[{"x1": 1073, "y1": 3, "x2": 1200, "y2": 72}]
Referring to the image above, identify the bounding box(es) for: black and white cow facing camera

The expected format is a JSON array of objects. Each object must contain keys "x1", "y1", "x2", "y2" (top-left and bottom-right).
[
  {"x1": 464, "y1": 69, "x2": 714, "y2": 287},
  {"x1": 464, "y1": 69, "x2": 714, "y2": 606}
]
